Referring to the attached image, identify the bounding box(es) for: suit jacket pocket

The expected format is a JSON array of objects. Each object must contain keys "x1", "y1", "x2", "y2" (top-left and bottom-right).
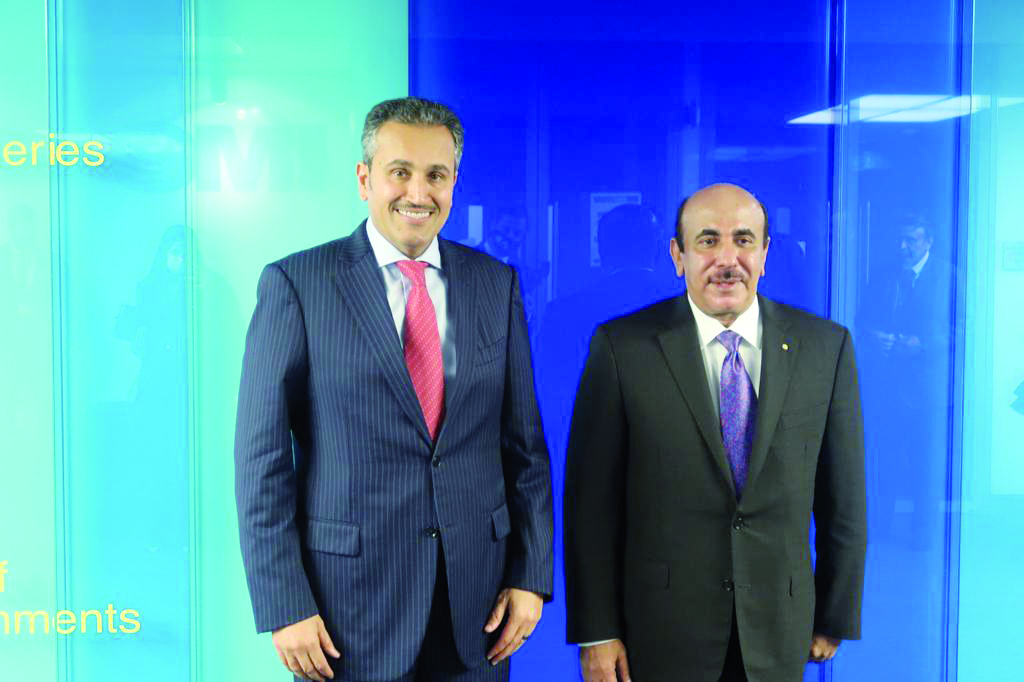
[
  {"x1": 492, "y1": 503, "x2": 511, "y2": 541},
  {"x1": 304, "y1": 518, "x2": 360, "y2": 556}
]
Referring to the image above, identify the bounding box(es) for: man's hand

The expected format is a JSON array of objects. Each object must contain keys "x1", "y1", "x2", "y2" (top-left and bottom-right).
[
  {"x1": 272, "y1": 614, "x2": 341, "y2": 681},
  {"x1": 809, "y1": 633, "x2": 841, "y2": 663},
  {"x1": 484, "y1": 588, "x2": 543, "y2": 665},
  {"x1": 580, "y1": 639, "x2": 631, "y2": 682}
]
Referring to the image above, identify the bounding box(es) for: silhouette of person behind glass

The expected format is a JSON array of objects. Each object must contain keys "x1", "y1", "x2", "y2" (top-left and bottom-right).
[
  {"x1": 535, "y1": 203, "x2": 673, "y2": 454},
  {"x1": 857, "y1": 215, "x2": 952, "y2": 549}
]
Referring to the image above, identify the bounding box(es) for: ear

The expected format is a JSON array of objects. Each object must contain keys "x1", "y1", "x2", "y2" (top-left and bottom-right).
[
  {"x1": 669, "y1": 238, "x2": 685, "y2": 278},
  {"x1": 761, "y1": 236, "x2": 770, "y2": 276},
  {"x1": 356, "y1": 162, "x2": 371, "y2": 200}
]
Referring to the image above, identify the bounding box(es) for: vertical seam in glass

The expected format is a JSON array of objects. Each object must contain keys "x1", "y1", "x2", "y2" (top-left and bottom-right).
[
  {"x1": 46, "y1": 0, "x2": 70, "y2": 678},
  {"x1": 828, "y1": 0, "x2": 849, "y2": 327},
  {"x1": 182, "y1": 0, "x2": 200, "y2": 678},
  {"x1": 408, "y1": 0, "x2": 417, "y2": 94},
  {"x1": 945, "y1": 2, "x2": 976, "y2": 680}
]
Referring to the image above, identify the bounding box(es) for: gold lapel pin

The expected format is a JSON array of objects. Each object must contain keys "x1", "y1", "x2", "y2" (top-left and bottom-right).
[{"x1": 782, "y1": 342, "x2": 790, "y2": 351}]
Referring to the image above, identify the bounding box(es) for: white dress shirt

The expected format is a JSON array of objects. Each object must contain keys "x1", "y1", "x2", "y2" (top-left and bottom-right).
[
  {"x1": 910, "y1": 250, "x2": 929, "y2": 281},
  {"x1": 579, "y1": 294, "x2": 762, "y2": 649},
  {"x1": 365, "y1": 216, "x2": 457, "y2": 380},
  {"x1": 687, "y1": 294, "x2": 762, "y2": 410}
]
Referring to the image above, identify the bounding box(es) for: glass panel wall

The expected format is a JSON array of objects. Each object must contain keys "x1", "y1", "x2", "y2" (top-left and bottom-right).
[
  {"x1": 0, "y1": 0, "x2": 56, "y2": 678},
  {"x1": 413, "y1": 2, "x2": 836, "y2": 679},
  {"x1": 191, "y1": 0, "x2": 408, "y2": 678},
  {"x1": 55, "y1": 1, "x2": 190, "y2": 679},
  {"x1": 831, "y1": 2, "x2": 964, "y2": 679},
  {"x1": 1, "y1": 1, "x2": 407, "y2": 679},
  {"x1": 958, "y1": 0, "x2": 1024, "y2": 678}
]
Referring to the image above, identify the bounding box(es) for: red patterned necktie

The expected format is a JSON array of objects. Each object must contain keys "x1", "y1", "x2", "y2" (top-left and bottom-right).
[{"x1": 396, "y1": 260, "x2": 445, "y2": 440}]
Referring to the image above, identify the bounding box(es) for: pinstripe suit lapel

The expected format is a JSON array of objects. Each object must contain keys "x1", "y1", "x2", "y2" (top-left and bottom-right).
[
  {"x1": 334, "y1": 222, "x2": 432, "y2": 446},
  {"x1": 657, "y1": 296, "x2": 735, "y2": 493},
  {"x1": 434, "y1": 238, "x2": 476, "y2": 449},
  {"x1": 746, "y1": 295, "x2": 796, "y2": 492}
]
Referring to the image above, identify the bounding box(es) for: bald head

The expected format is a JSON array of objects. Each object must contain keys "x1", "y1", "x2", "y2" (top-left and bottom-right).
[
  {"x1": 669, "y1": 183, "x2": 771, "y2": 326},
  {"x1": 675, "y1": 184, "x2": 769, "y2": 251}
]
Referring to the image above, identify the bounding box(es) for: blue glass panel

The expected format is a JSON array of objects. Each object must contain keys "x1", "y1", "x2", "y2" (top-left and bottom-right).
[
  {"x1": 833, "y1": 3, "x2": 963, "y2": 680},
  {"x1": 413, "y1": 3, "x2": 833, "y2": 679},
  {"x1": 957, "y1": 0, "x2": 1024, "y2": 678}
]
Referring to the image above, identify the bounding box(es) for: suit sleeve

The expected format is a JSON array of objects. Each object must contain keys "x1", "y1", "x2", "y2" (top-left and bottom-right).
[
  {"x1": 499, "y1": 269, "x2": 555, "y2": 600},
  {"x1": 234, "y1": 263, "x2": 319, "y2": 633},
  {"x1": 563, "y1": 327, "x2": 627, "y2": 644},
  {"x1": 813, "y1": 327, "x2": 868, "y2": 639}
]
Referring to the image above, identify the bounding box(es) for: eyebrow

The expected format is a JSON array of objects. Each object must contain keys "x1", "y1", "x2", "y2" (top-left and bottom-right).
[
  {"x1": 385, "y1": 159, "x2": 452, "y2": 174},
  {"x1": 694, "y1": 227, "x2": 758, "y2": 240}
]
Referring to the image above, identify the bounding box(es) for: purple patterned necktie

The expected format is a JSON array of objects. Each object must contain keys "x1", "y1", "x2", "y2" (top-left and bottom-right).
[{"x1": 717, "y1": 330, "x2": 757, "y2": 498}]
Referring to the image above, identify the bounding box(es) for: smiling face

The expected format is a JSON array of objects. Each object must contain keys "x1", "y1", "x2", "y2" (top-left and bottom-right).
[
  {"x1": 669, "y1": 184, "x2": 769, "y2": 327},
  {"x1": 356, "y1": 122, "x2": 457, "y2": 258}
]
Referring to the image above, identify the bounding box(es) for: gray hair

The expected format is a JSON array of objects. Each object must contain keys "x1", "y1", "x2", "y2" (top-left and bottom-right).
[{"x1": 361, "y1": 97, "x2": 464, "y2": 170}]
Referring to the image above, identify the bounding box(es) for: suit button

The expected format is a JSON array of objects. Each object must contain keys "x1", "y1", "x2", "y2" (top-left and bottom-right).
[
  {"x1": 722, "y1": 579, "x2": 734, "y2": 592},
  {"x1": 733, "y1": 515, "x2": 745, "y2": 530},
  {"x1": 425, "y1": 527, "x2": 440, "y2": 539},
  {"x1": 431, "y1": 456, "x2": 441, "y2": 468}
]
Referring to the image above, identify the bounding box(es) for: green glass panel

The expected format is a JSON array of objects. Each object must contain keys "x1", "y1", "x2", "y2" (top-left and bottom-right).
[
  {"x1": 190, "y1": 1, "x2": 407, "y2": 678},
  {"x1": 0, "y1": 0, "x2": 56, "y2": 676}
]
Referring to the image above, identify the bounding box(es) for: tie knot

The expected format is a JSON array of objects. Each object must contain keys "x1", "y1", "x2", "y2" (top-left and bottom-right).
[
  {"x1": 716, "y1": 330, "x2": 742, "y2": 353},
  {"x1": 396, "y1": 260, "x2": 429, "y2": 287}
]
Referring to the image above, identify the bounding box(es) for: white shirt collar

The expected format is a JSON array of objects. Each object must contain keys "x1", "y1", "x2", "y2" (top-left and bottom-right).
[
  {"x1": 687, "y1": 293, "x2": 761, "y2": 351},
  {"x1": 910, "y1": 250, "x2": 930, "y2": 278},
  {"x1": 366, "y1": 215, "x2": 443, "y2": 271}
]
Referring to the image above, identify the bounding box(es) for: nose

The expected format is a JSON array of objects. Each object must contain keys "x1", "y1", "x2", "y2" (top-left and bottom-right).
[
  {"x1": 405, "y1": 175, "x2": 431, "y2": 206},
  {"x1": 715, "y1": 241, "x2": 740, "y2": 266}
]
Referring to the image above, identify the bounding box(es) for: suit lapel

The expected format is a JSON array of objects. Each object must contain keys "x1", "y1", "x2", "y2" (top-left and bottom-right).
[
  {"x1": 657, "y1": 297, "x2": 735, "y2": 493},
  {"x1": 434, "y1": 239, "x2": 476, "y2": 449},
  {"x1": 333, "y1": 222, "x2": 432, "y2": 446},
  {"x1": 746, "y1": 296, "x2": 796, "y2": 492}
]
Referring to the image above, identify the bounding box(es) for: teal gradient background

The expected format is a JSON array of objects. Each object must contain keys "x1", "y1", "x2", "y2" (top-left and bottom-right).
[{"x1": 1, "y1": 0, "x2": 406, "y2": 678}]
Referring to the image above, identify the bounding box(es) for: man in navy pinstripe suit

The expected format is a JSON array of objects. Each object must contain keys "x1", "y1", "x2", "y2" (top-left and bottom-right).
[{"x1": 235, "y1": 97, "x2": 554, "y2": 682}]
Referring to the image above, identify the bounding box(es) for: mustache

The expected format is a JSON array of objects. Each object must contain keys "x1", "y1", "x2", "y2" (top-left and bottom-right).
[
  {"x1": 710, "y1": 268, "x2": 746, "y2": 283},
  {"x1": 393, "y1": 202, "x2": 435, "y2": 212}
]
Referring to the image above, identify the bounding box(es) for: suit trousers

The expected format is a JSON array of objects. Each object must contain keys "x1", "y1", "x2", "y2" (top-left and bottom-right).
[
  {"x1": 391, "y1": 549, "x2": 510, "y2": 682},
  {"x1": 718, "y1": 609, "x2": 748, "y2": 682}
]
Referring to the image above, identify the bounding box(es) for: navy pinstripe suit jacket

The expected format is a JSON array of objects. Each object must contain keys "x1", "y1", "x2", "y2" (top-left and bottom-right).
[{"x1": 235, "y1": 223, "x2": 554, "y2": 681}]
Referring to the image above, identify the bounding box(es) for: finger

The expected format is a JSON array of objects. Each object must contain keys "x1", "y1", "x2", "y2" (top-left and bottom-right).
[
  {"x1": 318, "y1": 623, "x2": 341, "y2": 659},
  {"x1": 310, "y1": 644, "x2": 335, "y2": 679},
  {"x1": 616, "y1": 648, "x2": 632, "y2": 682},
  {"x1": 484, "y1": 591, "x2": 509, "y2": 633},
  {"x1": 284, "y1": 652, "x2": 308, "y2": 679},
  {"x1": 275, "y1": 646, "x2": 289, "y2": 669},
  {"x1": 487, "y1": 610, "x2": 519, "y2": 658},
  {"x1": 298, "y1": 651, "x2": 326, "y2": 681},
  {"x1": 488, "y1": 623, "x2": 525, "y2": 664}
]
